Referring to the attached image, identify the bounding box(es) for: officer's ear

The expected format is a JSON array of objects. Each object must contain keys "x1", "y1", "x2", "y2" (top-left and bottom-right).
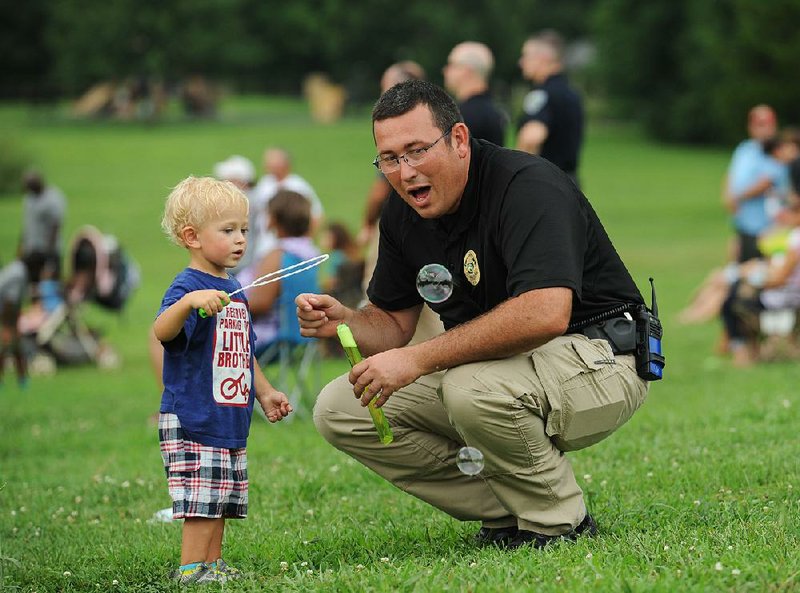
[{"x1": 451, "y1": 122, "x2": 470, "y2": 157}]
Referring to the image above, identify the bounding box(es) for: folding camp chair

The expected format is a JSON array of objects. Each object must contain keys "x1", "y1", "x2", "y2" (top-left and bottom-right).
[
  {"x1": 258, "y1": 334, "x2": 321, "y2": 418},
  {"x1": 255, "y1": 249, "x2": 322, "y2": 418}
]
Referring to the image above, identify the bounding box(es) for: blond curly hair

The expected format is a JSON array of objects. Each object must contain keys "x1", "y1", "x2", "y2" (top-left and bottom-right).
[{"x1": 161, "y1": 176, "x2": 249, "y2": 247}]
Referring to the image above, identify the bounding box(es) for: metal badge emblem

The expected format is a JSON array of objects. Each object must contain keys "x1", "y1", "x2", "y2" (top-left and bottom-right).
[{"x1": 463, "y1": 249, "x2": 480, "y2": 286}]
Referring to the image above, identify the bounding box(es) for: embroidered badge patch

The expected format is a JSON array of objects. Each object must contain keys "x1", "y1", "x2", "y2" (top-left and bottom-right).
[
  {"x1": 464, "y1": 250, "x2": 480, "y2": 286},
  {"x1": 523, "y1": 89, "x2": 548, "y2": 116}
]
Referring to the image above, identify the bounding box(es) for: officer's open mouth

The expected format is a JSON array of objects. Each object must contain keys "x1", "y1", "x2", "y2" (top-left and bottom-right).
[{"x1": 409, "y1": 186, "x2": 431, "y2": 201}]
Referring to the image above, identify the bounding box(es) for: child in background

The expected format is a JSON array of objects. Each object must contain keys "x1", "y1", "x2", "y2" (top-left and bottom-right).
[
  {"x1": 319, "y1": 222, "x2": 364, "y2": 309},
  {"x1": 154, "y1": 176, "x2": 292, "y2": 585},
  {"x1": 318, "y1": 222, "x2": 365, "y2": 357},
  {"x1": 0, "y1": 258, "x2": 29, "y2": 389}
]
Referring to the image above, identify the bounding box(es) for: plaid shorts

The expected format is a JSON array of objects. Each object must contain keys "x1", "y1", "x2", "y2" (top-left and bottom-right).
[{"x1": 158, "y1": 413, "x2": 248, "y2": 519}]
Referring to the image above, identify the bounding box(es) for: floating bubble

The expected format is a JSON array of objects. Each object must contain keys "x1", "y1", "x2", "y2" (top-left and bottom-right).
[
  {"x1": 456, "y1": 446, "x2": 484, "y2": 476},
  {"x1": 416, "y1": 264, "x2": 453, "y2": 304}
]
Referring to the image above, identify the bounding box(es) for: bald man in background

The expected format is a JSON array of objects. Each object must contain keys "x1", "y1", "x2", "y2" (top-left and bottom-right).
[
  {"x1": 360, "y1": 61, "x2": 445, "y2": 344},
  {"x1": 252, "y1": 147, "x2": 325, "y2": 258},
  {"x1": 443, "y1": 42, "x2": 507, "y2": 146},
  {"x1": 359, "y1": 61, "x2": 427, "y2": 254},
  {"x1": 380, "y1": 61, "x2": 426, "y2": 96}
]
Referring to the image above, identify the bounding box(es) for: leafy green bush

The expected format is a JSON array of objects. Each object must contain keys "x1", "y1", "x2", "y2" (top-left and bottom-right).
[
  {"x1": 592, "y1": 0, "x2": 800, "y2": 144},
  {"x1": 0, "y1": 136, "x2": 30, "y2": 196}
]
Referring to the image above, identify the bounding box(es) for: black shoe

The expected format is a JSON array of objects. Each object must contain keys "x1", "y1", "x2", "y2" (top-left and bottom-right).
[
  {"x1": 507, "y1": 514, "x2": 598, "y2": 550},
  {"x1": 473, "y1": 524, "x2": 519, "y2": 547}
]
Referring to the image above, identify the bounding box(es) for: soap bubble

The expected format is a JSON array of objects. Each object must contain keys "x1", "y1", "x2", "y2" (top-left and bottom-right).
[
  {"x1": 456, "y1": 447, "x2": 484, "y2": 476},
  {"x1": 416, "y1": 264, "x2": 453, "y2": 304}
]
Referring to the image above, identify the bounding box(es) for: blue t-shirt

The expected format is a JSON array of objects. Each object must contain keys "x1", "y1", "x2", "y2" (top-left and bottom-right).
[
  {"x1": 158, "y1": 268, "x2": 256, "y2": 448},
  {"x1": 729, "y1": 139, "x2": 783, "y2": 235}
]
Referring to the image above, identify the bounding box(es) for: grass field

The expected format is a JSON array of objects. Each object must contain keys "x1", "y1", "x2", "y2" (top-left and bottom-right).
[{"x1": 1, "y1": 97, "x2": 799, "y2": 592}]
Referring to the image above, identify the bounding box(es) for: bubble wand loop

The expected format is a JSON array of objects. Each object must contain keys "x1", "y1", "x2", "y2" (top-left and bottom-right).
[
  {"x1": 199, "y1": 253, "x2": 329, "y2": 318},
  {"x1": 336, "y1": 323, "x2": 394, "y2": 445}
]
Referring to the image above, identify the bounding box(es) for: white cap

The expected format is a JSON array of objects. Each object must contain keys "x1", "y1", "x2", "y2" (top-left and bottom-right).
[{"x1": 213, "y1": 155, "x2": 255, "y2": 183}]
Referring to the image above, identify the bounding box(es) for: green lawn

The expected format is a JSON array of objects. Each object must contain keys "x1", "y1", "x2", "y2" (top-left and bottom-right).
[{"x1": 1, "y1": 97, "x2": 798, "y2": 592}]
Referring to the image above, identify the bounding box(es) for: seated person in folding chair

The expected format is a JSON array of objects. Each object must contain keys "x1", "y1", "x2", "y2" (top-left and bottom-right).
[{"x1": 238, "y1": 189, "x2": 321, "y2": 360}]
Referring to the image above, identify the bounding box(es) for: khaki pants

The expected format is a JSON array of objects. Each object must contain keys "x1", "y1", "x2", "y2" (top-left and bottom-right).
[{"x1": 314, "y1": 334, "x2": 648, "y2": 535}]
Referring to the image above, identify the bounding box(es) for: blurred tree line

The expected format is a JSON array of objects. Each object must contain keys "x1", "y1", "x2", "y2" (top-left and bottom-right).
[
  {"x1": 0, "y1": 0, "x2": 590, "y2": 99},
  {"x1": 2, "y1": 0, "x2": 799, "y2": 144},
  {"x1": 593, "y1": 0, "x2": 800, "y2": 143}
]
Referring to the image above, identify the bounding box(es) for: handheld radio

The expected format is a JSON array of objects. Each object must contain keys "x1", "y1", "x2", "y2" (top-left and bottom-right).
[{"x1": 635, "y1": 278, "x2": 665, "y2": 381}]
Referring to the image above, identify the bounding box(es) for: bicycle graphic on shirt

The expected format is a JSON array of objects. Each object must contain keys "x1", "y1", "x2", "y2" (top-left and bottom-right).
[{"x1": 219, "y1": 372, "x2": 251, "y2": 401}]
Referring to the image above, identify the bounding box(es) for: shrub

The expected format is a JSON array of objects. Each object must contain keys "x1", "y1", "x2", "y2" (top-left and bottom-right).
[{"x1": 0, "y1": 137, "x2": 30, "y2": 196}]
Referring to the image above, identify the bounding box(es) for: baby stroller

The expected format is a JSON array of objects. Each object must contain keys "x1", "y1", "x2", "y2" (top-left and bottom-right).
[
  {"x1": 22, "y1": 225, "x2": 140, "y2": 372},
  {"x1": 65, "y1": 225, "x2": 139, "y2": 311}
]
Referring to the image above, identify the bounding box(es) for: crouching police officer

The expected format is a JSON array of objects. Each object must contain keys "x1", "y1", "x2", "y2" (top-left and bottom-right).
[{"x1": 297, "y1": 80, "x2": 659, "y2": 549}]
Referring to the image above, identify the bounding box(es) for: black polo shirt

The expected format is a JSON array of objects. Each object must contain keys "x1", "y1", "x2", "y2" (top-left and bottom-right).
[
  {"x1": 459, "y1": 91, "x2": 507, "y2": 147},
  {"x1": 517, "y1": 73, "x2": 584, "y2": 176},
  {"x1": 368, "y1": 139, "x2": 643, "y2": 330}
]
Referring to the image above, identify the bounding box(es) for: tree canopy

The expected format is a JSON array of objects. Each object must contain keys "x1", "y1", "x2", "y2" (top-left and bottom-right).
[{"x1": 2, "y1": 0, "x2": 798, "y2": 143}]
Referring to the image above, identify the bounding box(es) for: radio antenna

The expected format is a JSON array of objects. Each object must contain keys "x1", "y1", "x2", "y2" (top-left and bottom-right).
[{"x1": 649, "y1": 277, "x2": 659, "y2": 317}]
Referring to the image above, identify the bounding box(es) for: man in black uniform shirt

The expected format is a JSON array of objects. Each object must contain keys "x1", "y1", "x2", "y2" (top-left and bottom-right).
[
  {"x1": 517, "y1": 30, "x2": 584, "y2": 185},
  {"x1": 443, "y1": 41, "x2": 507, "y2": 146},
  {"x1": 297, "y1": 80, "x2": 648, "y2": 549}
]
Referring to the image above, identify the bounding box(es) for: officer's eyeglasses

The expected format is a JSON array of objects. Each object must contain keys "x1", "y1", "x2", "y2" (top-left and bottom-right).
[{"x1": 373, "y1": 129, "x2": 453, "y2": 174}]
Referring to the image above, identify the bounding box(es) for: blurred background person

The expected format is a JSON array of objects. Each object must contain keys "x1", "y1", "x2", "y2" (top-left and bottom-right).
[
  {"x1": 359, "y1": 61, "x2": 427, "y2": 258},
  {"x1": 19, "y1": 170, "x2": 67, "y2": 303},
  {"x1": 723, "y1": 104, "x2": 780, "y2": 263},
  {"x1": 319, "y1": 222, "x2": 364, "y2": 310},
  {"x1": 0, "y1": 258, "x2": 29, "y2": 389},
  {"x1": 762, "y1": 128, "x2": 800, "y2": 226},
  {"x1": 213, "y1": 154, "x2": 258, "y2": 273},
  {"x1": 358, "y1": 60, "x2": 444, "y2": 345},
  {"x1": 379, "y1": 61, "x2": 426, "y2": 99},
  {"x1": 517, "y1": 30, "x2": 584, "y2": 186},
  {"x1": 319, "y1": 222, "x2": 365, "y2": 357},
  {"x1": 678, "y1": 128, "x2": 800, "y2": 332},
  {"x1": 720, "y1": 140, "x2": 800, "y2": 366},
  {"x1": 252, "y1": 147, "x2": 324, "y2": 258},
  {"x1": 715, "y1": 121, "x2": 796, "y2": 355},
  {"x1": 240, "y1": 189, "x2": 320, "y2": 358},
  {"x1": 443, "y1": 41, "x2": 507, "y2": 146}
]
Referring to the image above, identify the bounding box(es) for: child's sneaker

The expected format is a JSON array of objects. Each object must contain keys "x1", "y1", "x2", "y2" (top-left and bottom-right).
[
  {"x1": 177, "y1": 562, "x2": 227, "y2": 585},
  {"x1": 211, "y1": 558, "x2": 242, "y2": 580}
]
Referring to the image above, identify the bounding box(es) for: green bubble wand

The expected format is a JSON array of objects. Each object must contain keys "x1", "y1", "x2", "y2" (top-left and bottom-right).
[
  {"x1": 336, "y1": 323, "x2": 394, "y2": 445},
  {"x1": 199, "y1": 253, "x2": 329, "y2": 318}
]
